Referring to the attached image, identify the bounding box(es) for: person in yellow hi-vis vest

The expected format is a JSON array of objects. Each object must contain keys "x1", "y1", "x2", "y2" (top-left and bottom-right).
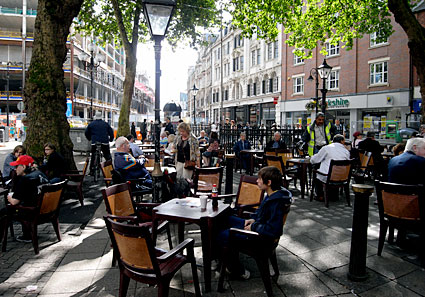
[{"x1": 302, "y1": 112, "x2": 337, "y2": 156}]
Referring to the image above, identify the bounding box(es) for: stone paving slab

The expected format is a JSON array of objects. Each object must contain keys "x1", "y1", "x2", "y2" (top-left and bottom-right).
[{"x1": 1, "y1": 162, "x2": 424, "y2": 296}]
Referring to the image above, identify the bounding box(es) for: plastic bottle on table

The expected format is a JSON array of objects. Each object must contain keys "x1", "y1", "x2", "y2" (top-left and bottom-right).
[{"x1": 211, "y1": 184, "x2": 218, "y2": 208}]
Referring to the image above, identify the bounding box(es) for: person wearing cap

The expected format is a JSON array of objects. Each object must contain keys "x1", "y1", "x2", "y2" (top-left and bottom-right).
[
  {"x1": 164, "y1": 117, "x2": 175, "y2": 135},
  {"x1": 302, "y1": 112, "x2": 336, "y2": 156},
  {"x1": 352, "y1": 131, "x2": 364, "y2": 149},
  {"x1": 3, "y1": 155, "x2": 49, "y2": 242},
  {"x1": 85, "y1": 111, "x2": 114, "y2": 174}
]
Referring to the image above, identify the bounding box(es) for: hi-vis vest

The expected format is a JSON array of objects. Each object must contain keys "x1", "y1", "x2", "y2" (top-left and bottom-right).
[{"x1": 306, "y1": 122, "x2": 332, "y2": 156}]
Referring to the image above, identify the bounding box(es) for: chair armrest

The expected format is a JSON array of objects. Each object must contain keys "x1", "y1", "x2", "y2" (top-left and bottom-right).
[
  {"x1": 134, "y1": 202, "x2": 160, "y2": 208},
  {"x1": 218, "y1": 193, "x2": 237, "y2": 200},
  {"x1": 106, "y1": 214, "x2": 139, "y2": 222},
  {"x1": 157, "y1": 238, "x2": 194, "y2": 261},
  {"x1": 229, "y1": 227, "x2": 260, "y2": 240},
  {"x1": 313, "y1": 170, "x2": 327, "y2": 177}
]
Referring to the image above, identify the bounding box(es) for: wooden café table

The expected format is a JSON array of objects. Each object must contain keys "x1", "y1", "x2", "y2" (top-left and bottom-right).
[
  {"x1": 287, "y1": 158, "x2": 310, "y2": 199},
  {"x1": 152, "y1": 198, "x2": 230, "y2": 292},
  {"x1": 241, "y1": 149, "x2": 264, "y2": 176}
]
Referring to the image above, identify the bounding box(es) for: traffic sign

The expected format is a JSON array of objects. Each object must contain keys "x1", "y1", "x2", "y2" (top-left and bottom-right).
[{"x1": 17, "y1": 101, "x2": 24, "y2": 111}]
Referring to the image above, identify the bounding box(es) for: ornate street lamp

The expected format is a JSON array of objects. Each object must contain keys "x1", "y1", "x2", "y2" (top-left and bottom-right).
[
  {"x1": 143, "y1": 0, "x2": 176, "y2": 202},
  {"x1": 307, "y1": 68, "x2": 319, "y2": 114},
  {"x1": 318, "y1": 58, "x2": 332, "y2": 115},
  {"x1": 78, "y1": 43, "x2": 105, "y2": 120},
  {"x1": 191, "y1": 84, "x2": 199, "y2": 126}
]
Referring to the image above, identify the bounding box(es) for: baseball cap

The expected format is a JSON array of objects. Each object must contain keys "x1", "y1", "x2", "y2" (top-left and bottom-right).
[
  {"x1": 353, "y1": 131, "x2": 363, "y2": 138},
  {"x1": 10, "y1": 155, "x2": 34, "y2": 167}
]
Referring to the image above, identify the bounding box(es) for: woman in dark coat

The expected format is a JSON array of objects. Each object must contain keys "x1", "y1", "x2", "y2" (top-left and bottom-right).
[
  {"x1": 131, "y1": 122, "x2": 137, "y2": 139},
  {"x1": 39, "y1": 143, "x2": 66, "y2": 183}
]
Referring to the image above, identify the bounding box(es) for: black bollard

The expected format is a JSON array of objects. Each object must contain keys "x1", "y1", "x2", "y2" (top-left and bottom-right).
[
  {"x1": 225, "y1": 154, "x2": 235, "y2": 196},
  {"x1": 348, "y1": 184, "x2": 374, "y2": 281}
]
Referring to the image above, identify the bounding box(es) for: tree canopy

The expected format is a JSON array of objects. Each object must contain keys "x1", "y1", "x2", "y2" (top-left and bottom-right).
[
  {"x1": 229, "y1": 0, "x2": 425, "y2": 120},
  {"x1": 75, "y1": 0, "x2": 219, "y2": 137}
]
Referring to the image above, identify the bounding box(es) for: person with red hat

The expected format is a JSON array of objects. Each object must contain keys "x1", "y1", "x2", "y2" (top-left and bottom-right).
[
  {"x1": 2, "y1": 155, "x2": 48, "y2": 242},
  {"x1": 352, "y1": 131, "x2": 364, "y2": 149}
]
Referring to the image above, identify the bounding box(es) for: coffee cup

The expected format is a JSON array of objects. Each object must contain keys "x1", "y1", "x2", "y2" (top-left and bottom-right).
[{"x1": 200, "y1": 196, "x2": 208, "y2": 210}]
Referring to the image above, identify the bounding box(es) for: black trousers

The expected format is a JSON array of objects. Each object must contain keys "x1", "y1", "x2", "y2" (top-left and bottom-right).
[{"x1": 90, "y1": 143, "x2": 112, "y2": 170}]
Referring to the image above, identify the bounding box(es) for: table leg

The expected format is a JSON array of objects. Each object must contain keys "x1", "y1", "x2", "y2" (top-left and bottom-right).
[
  {"x1": 178, "y1": 222, "x2": 185, "y2": 243},
  {"x1": 151, "y1": 213, "x2": 159, "y2": 244},
  {"x1": 200, "y1": 218, "x2": 212, "y2": 292},
  {"x1": 250, "y1": 153, "x2": 254, "y2": 176},
  {"x1": 300, "y1": 164, "x2": 308, "y2": 199}
]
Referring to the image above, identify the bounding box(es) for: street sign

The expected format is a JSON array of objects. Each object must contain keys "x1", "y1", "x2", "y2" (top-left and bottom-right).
[{"x1": 17, "y1": 101, "x2": 24, "y2": 111}]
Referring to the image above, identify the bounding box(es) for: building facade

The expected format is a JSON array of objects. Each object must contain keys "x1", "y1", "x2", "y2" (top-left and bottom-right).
[
  {"x1": 0, "y1": 0, "x2": 153, "y2": 129},
  {"x1": 189, "y1": 13, "x2": 421, "y2": 142},
  {"x1": 189, "y1": 27, "x2": 282, "y2": 127}
]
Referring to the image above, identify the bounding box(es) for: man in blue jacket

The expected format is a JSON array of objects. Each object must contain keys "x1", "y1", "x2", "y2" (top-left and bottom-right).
[
  {"x1": 85, "y1": 111, "x2": 114, "y2": 174},
  {"x1": 233, "y1": 132, "x2": 251, "y2": 171},
  {"x1": 217, "y1": 166, "x2": 292, "y2": 279},
  {"x1": 113, "y1": 137, "x2": 152, "y2": 186},
  {"x1": 388, "y1": 137, "x2": 425, "y2": 185}
]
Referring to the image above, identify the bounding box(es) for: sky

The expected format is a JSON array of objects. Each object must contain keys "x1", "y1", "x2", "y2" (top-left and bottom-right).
[{"x1": 136, "y1": 41, "x2": 198, "y2": 109}]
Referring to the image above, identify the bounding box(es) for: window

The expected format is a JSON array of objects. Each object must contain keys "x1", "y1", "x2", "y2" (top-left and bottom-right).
[
  {"x1": 217, "y1": 48, "x2": 221, "y2": 60},
  {"x1": 225, "y1": 89, "x2": 229, "y2": 100},
  {"x1": 251, "y1": 50, "x2": 256, "y2": 66},
  {"x1": 247, "y1": 84, "x2": 251, "y2": 96},
  {"x1": 370, "y1": 31, "x2": 388, "y2": 47},
  {"x1": 253, "y1": 82, "x2": 257, "y2": 95},
  {"x1": 234, "y1": 34, "x2": 243, "y2": 48},
  {"x1": 240, "y1": 56, "x2": 244, "y2": 70},
  {"x1": 262, "y1": 80, "x2": 266, "y2": 93},
  {"x1": 325, "y1": 42, "x2": 340, "y2": 57},
  {"x1": 226, "y1": 41, "x2": 230, "y2": 54},
  {"x1": 215, "y1": 67, "x2": 220, "y2": 80},
  {"x1": 233, "y1": 58, "x2": 239, "y2": 71},
  {"x1": 370, "y1": 61, "x2": 388, "y2": 85},
  {"x1": 293, "y1": 54, "x2": 304, "y2": 65},
  {"x1": 293, "y1": 76, "x2": 304, "y2": 94},
  {"x1": 327, "y1": 70, "x2": 339, "y2": 90},
  {"x1": 257, "y1": 49, "x2": 261, "y2": 65},
  {"x1": 273, "y1": 40, "x2": 279, "y2": 58},
  {"x1": 269, "y1": 78, "x2": 273, "y2": 92},
  {"x1": 267, "y1": 43, "x2": 273, "y2": 60}
]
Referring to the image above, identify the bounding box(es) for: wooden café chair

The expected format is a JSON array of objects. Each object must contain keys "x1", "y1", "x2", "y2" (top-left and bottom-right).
[
  {"x1": 101, "y1": 182, "x2": 172, "y2": 250},
  {"x1": 310, "y1": 159, "x2": 353, "y2": 208},
  {"x1": 264, "y1": 155, "x2": 294, "y2": 189},
  {"x1": 100, "y1": 159, "x2": 114, "y2": 187},
  {"x1": 2, "y1": 180, "x2": 67, "y2": 254},
  {"x1": 63, "y1": 156, "x2": 89, "y2": 206},
  {"x1": 104, "y1": 215, "x2": 201, "y2": 297},
  {"x1": 375, "y1": 181, "x2": 424, "y2": 266},
  {"x1": 191, "y1": 166, "x2": 224, "y2": 196},
  {"x1": 218, "y1": 202, "x2": 291, "y2": 297},
  {"x1": 219, "y1": 175, "x2": 265, "y2": 215}
]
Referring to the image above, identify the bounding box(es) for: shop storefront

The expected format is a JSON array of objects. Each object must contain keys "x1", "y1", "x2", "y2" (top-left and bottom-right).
[{"x1": 280, "y1": 90, "x2": 411, "y2": 142}]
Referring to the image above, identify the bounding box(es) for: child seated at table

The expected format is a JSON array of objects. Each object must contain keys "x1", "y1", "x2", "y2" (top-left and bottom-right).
[{"x1": 216, "y1": 166, "x2": 293, "y2": 279}]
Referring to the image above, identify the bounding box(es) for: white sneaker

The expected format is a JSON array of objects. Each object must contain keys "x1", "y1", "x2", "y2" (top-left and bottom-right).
[
  {"x1": 240, "y1": 269, "x2": 250, "y2": 280},
  {"x1": 211, "y1": 260, "x2": 218, "y2": 271}
]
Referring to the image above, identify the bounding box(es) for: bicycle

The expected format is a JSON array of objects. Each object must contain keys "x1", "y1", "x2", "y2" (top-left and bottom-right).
[{"x1": 92, "y1": 142, "x2": 103, "y2": 182}]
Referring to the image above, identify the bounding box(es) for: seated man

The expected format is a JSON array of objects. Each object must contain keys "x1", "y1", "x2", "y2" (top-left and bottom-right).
[
  {"x1": 265, "y1": 132, "x2": 287, "y2": 151},
  {"x1": 3, "y1": 155, "x2": 49, "y2": 242},
  {"x1": 114, "y1": 136, "x2": 152, "y2": 186},
  {"x1": 310, "y1": 134, "x2": 350, "y2": 199},
  {"x1": 202, "y1": 138, "x2": 219, "y2": 167},
  {"x1": 198, "y1": 130, "x2": 209, "y2": 145},
  {"x1": 217, "y1": 166, "x2": 292, "y2": 279},
  {"x1": 388, "y1": 137, "x2": 425, "y2": 185},
  {"x1": 233, "y1": 132, "x2": 251, "y2": 171},
  {"x1": 126, "y1": 134, "x2": 144, "y2": 158}
]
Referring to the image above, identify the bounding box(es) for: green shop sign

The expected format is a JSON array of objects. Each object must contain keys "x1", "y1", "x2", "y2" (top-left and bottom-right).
[{"x1": 327, "y1": 98, "x2": 349, "y2": 108}]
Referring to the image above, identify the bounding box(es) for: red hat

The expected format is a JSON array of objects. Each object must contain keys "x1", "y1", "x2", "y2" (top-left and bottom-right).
[
  {"x1": 353, "y1": 131, "x2": 363, "y2": 138},
  {"x1": 10, "y1": 155, "x2": 34, "y2": 167}
]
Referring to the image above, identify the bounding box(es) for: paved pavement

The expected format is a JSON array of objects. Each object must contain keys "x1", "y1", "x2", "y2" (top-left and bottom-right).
[{"x1": 0, "y1": 146, "x2": 424, "y2": 296}]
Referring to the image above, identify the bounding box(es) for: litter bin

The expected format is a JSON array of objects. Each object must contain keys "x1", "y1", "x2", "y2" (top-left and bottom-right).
[
  {"x1": 69, "y1": 127, "x2": 90, "y2": 153},
  {"x1": 0, "y1": 126, "x2": 9, "y2": 142}
]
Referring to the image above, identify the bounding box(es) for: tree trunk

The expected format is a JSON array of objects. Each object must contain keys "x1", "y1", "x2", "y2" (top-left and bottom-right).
[
  {"x1": 116, "y1": 48, "x2": 137, "y2": 138},
  {"x1": 389, "y1": 0, "x2": 425, "y2": 123},
  {"x1": 23, "y1": 0, "x2": 83, "y2": 168}
]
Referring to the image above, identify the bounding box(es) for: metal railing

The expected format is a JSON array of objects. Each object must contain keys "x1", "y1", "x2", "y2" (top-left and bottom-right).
[{"x1": 191, "y1": 124, "x2": 305, "y2": 153}]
